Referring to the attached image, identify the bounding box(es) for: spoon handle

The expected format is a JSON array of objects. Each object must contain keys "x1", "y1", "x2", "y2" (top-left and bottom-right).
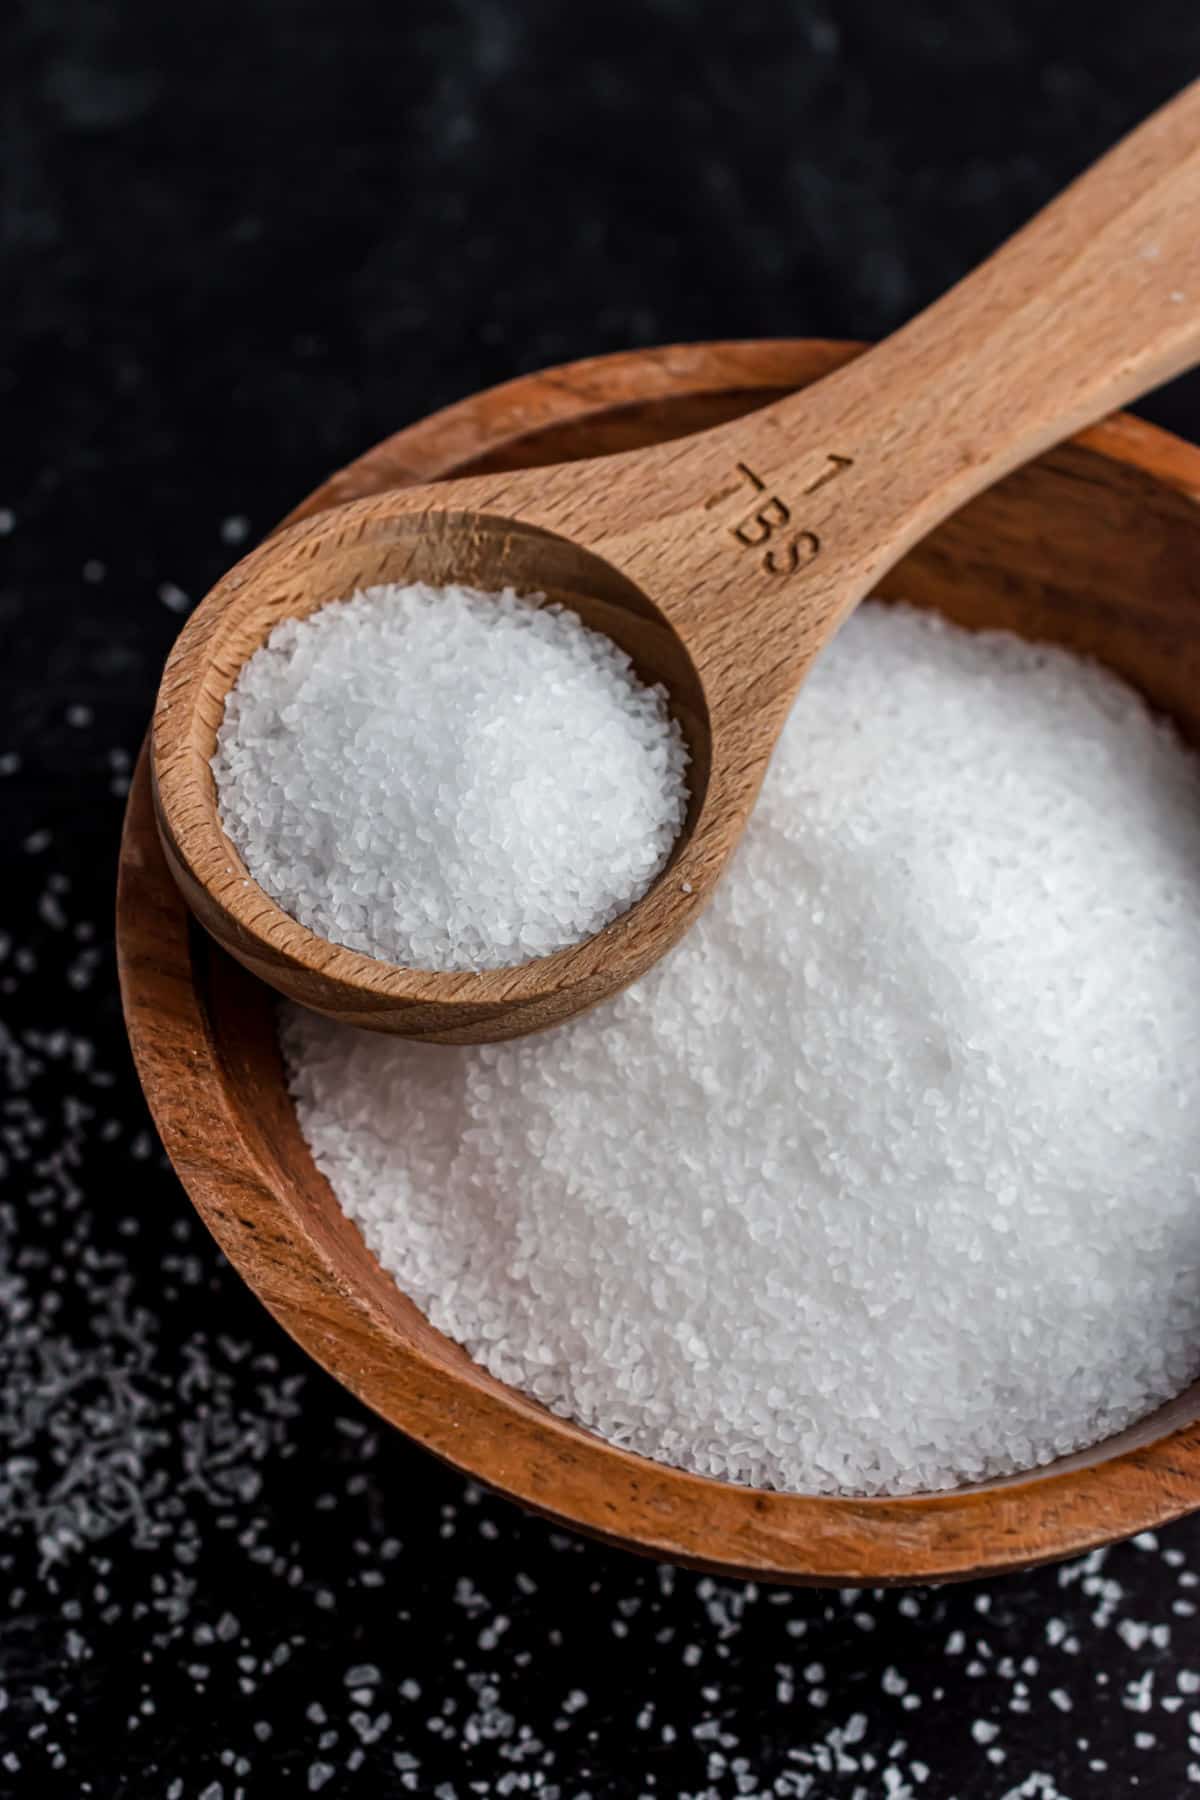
[{"x1": 594, "y1": 79, "x2": 1200, "y2": 692}]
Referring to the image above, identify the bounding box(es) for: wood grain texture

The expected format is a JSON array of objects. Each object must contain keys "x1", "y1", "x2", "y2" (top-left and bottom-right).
[
  {"x1": 151, "y1": 81, "x2": 1200, "y2": 1040},
  {"x1": 121, "y1": 338, "x2": 1200, "y2": 1584}
]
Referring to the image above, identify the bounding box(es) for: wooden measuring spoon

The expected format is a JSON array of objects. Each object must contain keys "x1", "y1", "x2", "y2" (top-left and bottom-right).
[{"x1": 153, "y1": 81, "x2": 1200, "y2": 1043}]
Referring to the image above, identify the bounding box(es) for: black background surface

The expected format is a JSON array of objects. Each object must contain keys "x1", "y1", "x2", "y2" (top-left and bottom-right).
[{"x1": 3, "y1": 3, "x2": 1200, "y2": 1795}]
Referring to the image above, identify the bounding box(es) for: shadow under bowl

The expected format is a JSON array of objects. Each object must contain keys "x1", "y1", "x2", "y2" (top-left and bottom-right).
[{"x1": 119, "y1": 338, "x2": 1200, "y2": 1584}]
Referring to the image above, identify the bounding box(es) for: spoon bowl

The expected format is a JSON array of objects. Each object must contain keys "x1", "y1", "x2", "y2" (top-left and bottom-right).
[
  {"x1": 154, "y1": 79, "x2": 1200, "y2": 1036},
  {"x1": 152, "y1": 496, "x2": 714, "y2": 1039}
]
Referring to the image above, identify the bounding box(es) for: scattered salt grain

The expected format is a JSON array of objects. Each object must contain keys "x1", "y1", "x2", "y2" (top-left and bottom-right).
[
  {"x1": 214, "y1": 582, "x2": 689, "y2": 971},
  {"x1": 282, "y1": 603, "x2": 1200, "y2": 1495}
]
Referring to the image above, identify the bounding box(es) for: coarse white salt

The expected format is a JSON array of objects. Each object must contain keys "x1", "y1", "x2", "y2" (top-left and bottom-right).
[
  {"x1": 282, "y1": 602, "x2": 1200, "y2": 1496},
  {"x1": 212, "y1": 582, "x2": 689, "y2": 972}
]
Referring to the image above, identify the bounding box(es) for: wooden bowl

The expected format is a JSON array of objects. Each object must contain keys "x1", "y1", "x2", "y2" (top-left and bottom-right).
[{"x1": 118, "y1": 339, "x2": 1200, "y2": 1584}]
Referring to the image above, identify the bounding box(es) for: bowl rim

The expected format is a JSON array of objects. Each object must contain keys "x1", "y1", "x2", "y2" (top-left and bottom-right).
[{"x1": 119, "y1": 337, "x2": 1200, "y2": 1584}]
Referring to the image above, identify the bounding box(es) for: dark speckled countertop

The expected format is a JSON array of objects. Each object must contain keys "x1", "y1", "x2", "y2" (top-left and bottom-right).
[{"x1": 4, "y1": 2, "x2": 1200, "y2": 1794}]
